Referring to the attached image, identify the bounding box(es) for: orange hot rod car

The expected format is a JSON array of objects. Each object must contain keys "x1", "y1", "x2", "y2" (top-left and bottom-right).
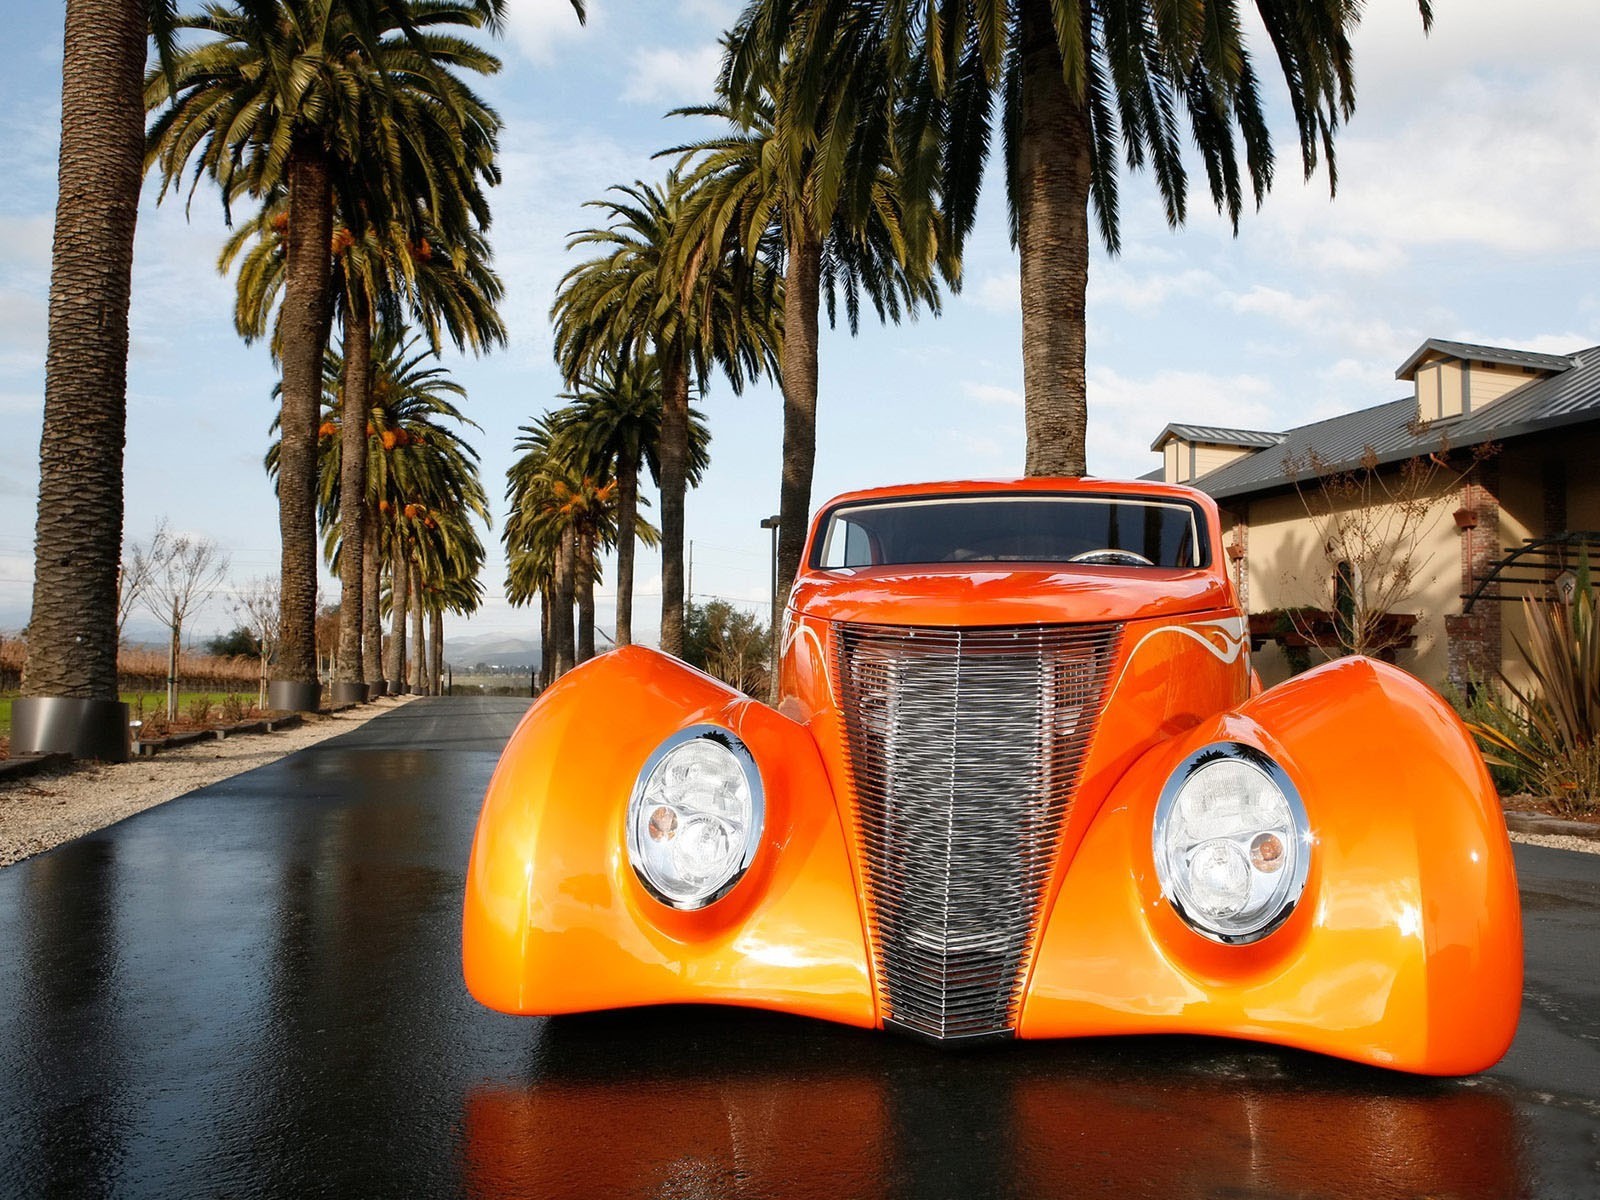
[{"x1": 463, "y1": 478, "x2": 1522, "y2": 1074}]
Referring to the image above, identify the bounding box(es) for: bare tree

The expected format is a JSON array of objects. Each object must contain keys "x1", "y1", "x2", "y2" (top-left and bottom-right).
[
  {"x1": 1284, "y1": 442, "x2": 1496, "y2": 659},
  {"x1": 235, "y1": 576, "x2": 281, "y2": 712},
  {"x1": 117, "y1": 535, "x2": 156, "y2": 644},
  {"x1": 140, "y1": 524, "x2": 229, "y2": 720}
]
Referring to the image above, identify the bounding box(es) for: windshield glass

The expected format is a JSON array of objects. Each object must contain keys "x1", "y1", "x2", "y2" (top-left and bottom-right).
[{"x1": 815, "y1": 494, "x2": 1204, "y2": 569}]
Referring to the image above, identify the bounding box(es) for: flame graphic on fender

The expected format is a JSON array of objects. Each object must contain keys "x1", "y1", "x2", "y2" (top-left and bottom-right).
[
  {"x1": 1101, "y1": 615, "x2": 1249, "y2": 700},
  {"x1": 1126, "y1": 615, "x2": 1249, "y2": 665}
]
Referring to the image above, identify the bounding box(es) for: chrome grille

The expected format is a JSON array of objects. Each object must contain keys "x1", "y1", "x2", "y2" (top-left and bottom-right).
[{"x1": 834, "y1": 621, "x2": 1121, "y2": 1040}]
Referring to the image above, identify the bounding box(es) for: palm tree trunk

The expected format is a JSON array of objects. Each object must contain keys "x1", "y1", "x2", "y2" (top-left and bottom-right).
[
  {"x1": 362, "y1": 516, "x2": 384, "y2": 689},
  {"x1": 775, "y1": 226, "x2": 822, "y2": 659},
  {"x1": 577, "y1": 532, "x2": 596, "y2": 663},
  {"x1": 538, "y1": 583, "x2": 551, "y2": 690},
  {"x1": 657, "y1": 343, "x2": 690, "y2": 657},
  {"x1": 1016, "y1": 0, "x2": 1091, "y2": 478},
  {"x1": 275, "y1": 138, "x2": 336, "y2": 689},
  {"x1": 21, "y1": 0, "x2": 146, "y2": 712},
  {"x1": 386, "y1": 538, "x2": 408, "y2": 691},
  {"x1": 334, "y1": 292, "x2": 370, "y2": 685},
  {"x1": 430, "y1": 610, "x2": 444, "y2": 696},
  {"x1": 614, "y1": 453, "x2": 638, "y2": 646},
  {"x1": 410, "y1": 560, "x2": 426, "y2": 693},
  {"x1": 553, "y1": 530, "x2": 577, "y2": 678}
]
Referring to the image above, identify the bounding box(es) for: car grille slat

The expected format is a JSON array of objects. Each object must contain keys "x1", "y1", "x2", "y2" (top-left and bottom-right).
[{"x1": 833, "y1": 621, "x2": 1121, "y2": 1041}]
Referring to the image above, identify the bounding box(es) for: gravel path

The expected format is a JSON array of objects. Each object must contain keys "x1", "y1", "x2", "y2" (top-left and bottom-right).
[
  {"x1": 1508, "y1": 831, "x2": 1600, "y2": 855},
  {"x1": 0, "y1": 695, "x2": 416, "y2": 869}
]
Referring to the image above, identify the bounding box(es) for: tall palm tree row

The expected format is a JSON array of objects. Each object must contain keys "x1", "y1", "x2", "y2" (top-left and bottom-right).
[
  {"x1": 551, "y1": 175, "x2": 781, "y2": 657},
  {"x1": 224, "y1": 201, "x2": 505, "y2": 695},
  {"x1": 268, "y1": 324, "x2": 489, "y2": 691},
  {"x1": 144, "y1": 0, "x2": 537, "y2": 707},
  {"x1": 727, "y1": 0, "x2": 1432, "y2": 476},
  {"x1": 16, "y1": 1, "x2": 177, "y2": 758},
  {"x1": 668, "y1": 16, "x2": 954, "y2": 635},
  {"x1": 547, "y1": 355, "x2": 710, "y2": 647}
]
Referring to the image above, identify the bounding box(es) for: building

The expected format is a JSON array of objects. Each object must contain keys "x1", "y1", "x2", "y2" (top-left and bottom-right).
[{"x1": 1149, "y1": 338, "x2": 1600, "y2": 689}]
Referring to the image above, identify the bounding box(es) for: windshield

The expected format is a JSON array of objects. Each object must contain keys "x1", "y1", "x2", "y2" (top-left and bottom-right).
[{"x1": 815, "y1": 494, "x2": 1204, "y2": 570}]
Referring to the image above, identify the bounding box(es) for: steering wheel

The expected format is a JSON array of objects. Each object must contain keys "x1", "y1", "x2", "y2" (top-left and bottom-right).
[{"x1": 1068, "y1": 548, "x2": 1154, "y2": 567}]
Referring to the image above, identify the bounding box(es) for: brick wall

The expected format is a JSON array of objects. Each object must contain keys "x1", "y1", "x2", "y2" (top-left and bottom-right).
[{"x1": 1446, "y1": 461, "x2": 1501, "y2": 690}]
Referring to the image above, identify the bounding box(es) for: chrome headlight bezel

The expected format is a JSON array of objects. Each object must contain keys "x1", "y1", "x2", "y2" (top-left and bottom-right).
[
  {"x1": 625, "y1": 724, "x2": 765, "y2": 911},
  {"x1": 1152, "y1": 741, "x2": 1311, "y2": 945}
]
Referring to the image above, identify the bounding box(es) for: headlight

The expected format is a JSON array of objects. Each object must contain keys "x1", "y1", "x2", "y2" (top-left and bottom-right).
[
  {"x1": 626, "y1": 725, "x2": 764, "y2": 909},
  {"x1": 1153, "y1": 742, "x2": 1310, "y2": 944}
]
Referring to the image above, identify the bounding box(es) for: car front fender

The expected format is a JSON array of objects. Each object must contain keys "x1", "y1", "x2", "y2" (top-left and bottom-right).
[
  {"x1": 462, "y1": 646, "x2": 875, "y2": 1026},
  {"x1": 1020, "y1": 655, "x2": 1522, "y2": 1074}
]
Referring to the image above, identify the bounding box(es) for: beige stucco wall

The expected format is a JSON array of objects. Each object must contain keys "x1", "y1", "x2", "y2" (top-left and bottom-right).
[
  {"x1": 1439, "y1": 361, "x2": 1465, "y2": 419},
  {"x1": 1193, "y1": 445, "x2": 1253, "y2": 477},
  {"x1": 1411, "y1": 356, "x2": 1545, "y2": 425},
  {"x1": 1416, "y1": 364, "x2": 1443, "y2": 423},
  {"x1": 1162, "y1": 440, "x2": 1257, "y2": 484},
  {"x1": 1468, "y1": 361, "x2": 1537, "y2": 410},
  {"x1": 1240, "y1": 475, "x2": 1461, "y2": 688}
]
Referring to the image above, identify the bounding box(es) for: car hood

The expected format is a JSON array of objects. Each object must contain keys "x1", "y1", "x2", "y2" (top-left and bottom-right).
[{"x1": 787, "y1": 565, "x2": 1233, "y2": 628}]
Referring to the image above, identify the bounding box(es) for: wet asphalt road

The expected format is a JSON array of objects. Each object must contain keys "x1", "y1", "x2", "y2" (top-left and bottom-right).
[{"x1": 1, "y1": 696, "x2": 1597, "y2": 1200}]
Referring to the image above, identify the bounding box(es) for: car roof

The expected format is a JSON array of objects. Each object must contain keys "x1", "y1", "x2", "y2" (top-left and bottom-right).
[{"x1": 816, "y1": 477, "x2": 1215, "y2": 509}]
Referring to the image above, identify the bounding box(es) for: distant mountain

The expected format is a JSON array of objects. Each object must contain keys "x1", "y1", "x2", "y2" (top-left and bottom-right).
[{"x1": 444, "y1": 633, "x2": 541, "y2": 669}]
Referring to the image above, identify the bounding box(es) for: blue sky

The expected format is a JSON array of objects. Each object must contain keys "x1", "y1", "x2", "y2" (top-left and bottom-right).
[{"x1": 2, "y1": 0, "x2": 1598, "y2": 651}]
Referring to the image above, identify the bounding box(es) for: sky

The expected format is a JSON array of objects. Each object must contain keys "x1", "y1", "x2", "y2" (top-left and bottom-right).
[{"x1": 2, "y1": 0, "x2": 1598, "y2": 652}]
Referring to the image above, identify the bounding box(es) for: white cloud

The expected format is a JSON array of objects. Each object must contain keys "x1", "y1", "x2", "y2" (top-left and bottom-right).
[
  {"x1": 1087, "y1": 367, "x2": 1277, "y2": 480},
  {"x1": 501, "y1": 0, "x2": 594, "y2": 64},
  {"x1": 1224, "y1": 284, "x2": 1401, "y2": 360},
  {"x1": 1091, "y1": 265, "x2": 1215, "y2": 313},
  {"x1": 962, "y1": 382, "x2": 1021, "y2": 408},
  {"x1": 1256, "y1": 70, "x2": 1600, "y2": 258},
  {"x1": 621, "y1": 43, "x2": 722, "y2": 106},
  {"x1": 0, "y1": 215, "x2": 52, "y2": 276},
  {"x1": 970, "y1": 269, "x2": 1019, "y2": 315},
  {"x1": 0, "y1": 289, "x2": 45, "y2": 372}
]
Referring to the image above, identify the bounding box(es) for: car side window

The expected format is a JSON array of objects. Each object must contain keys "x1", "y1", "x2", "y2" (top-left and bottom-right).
[{"x1": 821, "y1": 518, "x2": 876, "y2": 568}]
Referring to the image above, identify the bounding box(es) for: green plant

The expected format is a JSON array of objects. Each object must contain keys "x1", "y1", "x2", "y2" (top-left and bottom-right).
[
  {"x1": 186, "y1": 696, "x2": 213, "y2": 725},
  {"x1": 1267, "y1": 608, "x2": 1318, "y2": 676},
  {"x1": 219, "y1": 693, "x2": 245, "y2": 724},
  {"x1": 142, "y1": 709, "x2": 169, "y2": 739},
  {"x1": 1444, "y1": 676, "x2": 1530, "y2": 798},
  {"x1": 1472, "y1": 565, "x2": 1600, "y2": 815}
]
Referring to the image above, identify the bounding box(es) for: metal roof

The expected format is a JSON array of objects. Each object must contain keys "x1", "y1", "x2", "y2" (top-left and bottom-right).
[
  {"x1": 1147, "y1": 423, "x2": 1286, "y2": 452},
  {"x1": 1190, "y1": 345, "x2": 1600, "y2": 502},
  {"x1": 1394, "y1": 338, "x2": 1575, "y2": 380}
]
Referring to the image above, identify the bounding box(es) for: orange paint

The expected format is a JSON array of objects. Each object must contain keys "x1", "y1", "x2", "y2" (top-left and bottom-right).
[{"x1": 463, "y1": 478, "x2": 1522, "y2": 1073}]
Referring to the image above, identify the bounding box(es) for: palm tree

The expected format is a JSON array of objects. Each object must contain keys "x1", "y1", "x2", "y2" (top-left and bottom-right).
[
  {"x1": 670, "y1": 62, "x2": 949, "y2": 628},
  {"x1": 145, "y1": 0, "x2": 510, "y2": 708},
  {"x1": 548, "y1": 355, "x2": 709, "y2": 646},
  {"x1": 551, "y1": 174, "x2": 780, "y2": 657},
  {"x1": 729, "y1": 0, "x2": 1432, "y2": 476},
  {"x1": 270, "y1": 326, "x2": 487, "y2": 690},
  {"x1": 16, "y1": 1, "x2": 177, "y2": 759},
  {"x1": 227, "y1": 206, "x2": 505, "y2": 697}
]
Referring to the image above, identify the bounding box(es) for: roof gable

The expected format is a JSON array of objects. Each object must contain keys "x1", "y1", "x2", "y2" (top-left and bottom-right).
[
  {"x1": 1394, "y1": 338, "x2": 1574, "y2": 381},
  {"x1": 1187, "y1": 346, "x2": 1600, "y2": 501}
]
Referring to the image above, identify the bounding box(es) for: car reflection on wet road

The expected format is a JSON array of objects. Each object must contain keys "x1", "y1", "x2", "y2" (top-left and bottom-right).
[{"x1": 1, "y1": 697, "x2": 1596, "y2": 1199}]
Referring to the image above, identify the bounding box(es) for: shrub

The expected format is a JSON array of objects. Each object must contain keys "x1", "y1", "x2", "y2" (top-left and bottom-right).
[
  {"x1": 141, "y1": 709, "x2": 169, "y2": 738},
  {"x1": 1472, "y1": 565, "x2": 1600, "y2": 815},
  {"x1": 187, "y1": 696, "x2": 213, "y2": 725},
  {"x1": 1444, "y1": 676, "x2": 1530, "y2": 797},
  {"x1": 218, "y1": 693, "x2": 245, "y2": 724}
]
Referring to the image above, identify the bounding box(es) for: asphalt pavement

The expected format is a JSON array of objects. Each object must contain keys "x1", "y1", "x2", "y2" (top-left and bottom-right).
[{"x1": 1, "y1": 695, "x2": 1597, "y2": 1199}]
